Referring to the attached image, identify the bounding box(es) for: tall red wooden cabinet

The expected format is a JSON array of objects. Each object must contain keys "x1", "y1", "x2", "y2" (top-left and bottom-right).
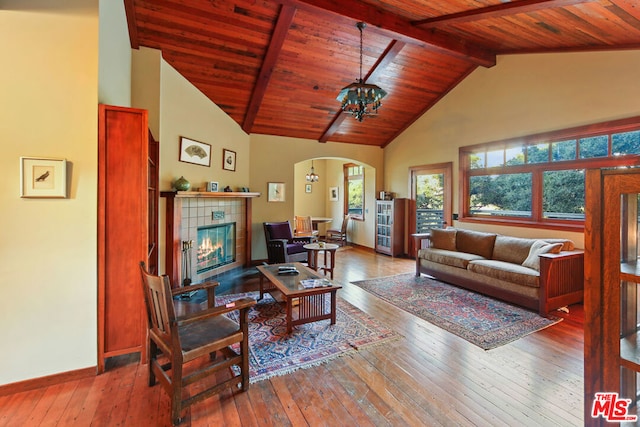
[{"x1": 97, "y1": 104, "x2": 150, "y2": 373}]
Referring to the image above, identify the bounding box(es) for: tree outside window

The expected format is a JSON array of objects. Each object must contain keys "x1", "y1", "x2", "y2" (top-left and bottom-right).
[
  {"x1": 460, "y1": 116, "x2": 640, "y2": 230},
  {"x1": 344, "y1": 163, "x2": 364, "y2": 220}
]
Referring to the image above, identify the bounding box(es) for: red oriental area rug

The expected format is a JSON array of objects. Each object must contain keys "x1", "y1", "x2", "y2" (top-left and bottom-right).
[
  {"x1": 351, "y1": 273, "x2": 562, "y2": 350},
  {"x1": 218, "y1": 291, "x2": 400, "y2": 383}
]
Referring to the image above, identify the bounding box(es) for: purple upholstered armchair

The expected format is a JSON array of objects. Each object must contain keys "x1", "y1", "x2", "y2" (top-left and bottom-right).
[{"x1": 263, "y1": 221, "x2": 313, "y2": 264}]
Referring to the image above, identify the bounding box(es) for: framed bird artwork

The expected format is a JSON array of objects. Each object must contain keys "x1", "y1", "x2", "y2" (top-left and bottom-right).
[{"x1": 20, "y1": 157, "x2": 67, "y2": 198}]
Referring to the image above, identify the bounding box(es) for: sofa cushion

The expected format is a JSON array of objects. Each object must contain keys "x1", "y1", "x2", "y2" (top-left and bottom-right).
[
  {"x1": 430, "y1": 228, "x2": 457, "y2": 251},
  {"x1": 521, "y1": 240, "x2": 564, "y2": 271},
  {"x1": 467, "y1": 259, "x2": 540, "y2": 288},
  {"x1": 542, "y1": 238, "x2": 575, "y2": 251},
  {"x1": 418, "y1": 248, "x2": 485, "y2": 269},
  {"x1": 492, "y1": 235, "x2": 538, "y2": 265},
  {"x1": 455, "y1": 229, "x2": 497, "y2": 259}
]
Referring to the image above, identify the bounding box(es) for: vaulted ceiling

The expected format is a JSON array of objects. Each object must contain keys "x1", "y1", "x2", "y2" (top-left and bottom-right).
[{"x1": 125, "y1": 0, "x2": 640, "y2": 147}]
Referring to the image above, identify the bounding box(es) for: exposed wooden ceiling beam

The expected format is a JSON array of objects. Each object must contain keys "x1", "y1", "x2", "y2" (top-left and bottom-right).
[
  {"x1": 320, "y1": 39, "x2": 406, "y2": 143},
  {"x1": 242, "y1": 4, "x2": 297, "y2": 134},
  {"x1": 280, "y1": 0, "x2": 496, "y2": 68},
  {"x1": 413, "y1": 0, "x2": 593, "y2": 28},
  {"x1": 611, "y1": 0, "x2": 640, "y2": 22}
]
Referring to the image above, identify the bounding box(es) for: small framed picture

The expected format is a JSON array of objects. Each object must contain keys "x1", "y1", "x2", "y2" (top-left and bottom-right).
[
  {"x1": 268, "y1": 182, "x2": 285, "y2": 202},
  {"x1": 329, "y1": 186, "x2": 339, "y2": 201},
  {"x1": 20, "y1": 157, "x2": 67, "y2": 198},
  {"x1": 179, "y1": 136, "x2": 211, "y2": 167},
  {"x1": 305, "y1": 184, "x2": 312, "y2": 193},
  {"x1": 207, "y1": 181, "x2": 219, "y2": 192},
  {"x1": 222, "y1": 148, "x2": 236, "y2": 171}
]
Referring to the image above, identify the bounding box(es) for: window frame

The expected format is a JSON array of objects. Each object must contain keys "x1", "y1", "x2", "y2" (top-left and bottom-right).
[
  {"x1": 343, "y1": 163, "x2": 365, "y2": 221},
  {"x1": 460, "y1": 116, "x2": 640, "y2": 231}
]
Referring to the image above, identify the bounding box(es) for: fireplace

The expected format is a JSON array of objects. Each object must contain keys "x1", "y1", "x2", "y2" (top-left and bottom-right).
[{"x1": 196, "y1": 222, "x2": 236, "y2": 273}]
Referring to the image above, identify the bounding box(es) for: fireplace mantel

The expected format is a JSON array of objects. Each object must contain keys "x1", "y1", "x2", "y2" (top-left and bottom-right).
[
  {"x1": 161, "y1": 191, "x2": 260, "y2": 287},
  {"x1": 161, "y1": 191, "x2": 261, "y2": 199}
]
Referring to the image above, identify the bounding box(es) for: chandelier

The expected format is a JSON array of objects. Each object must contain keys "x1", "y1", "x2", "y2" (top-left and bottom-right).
[
  {"x1": 336, "y1": 22, "x2": 387, "y2": 122},
  {"x1": 306, "y1": 160, "x2": 319, "y2": 182}
]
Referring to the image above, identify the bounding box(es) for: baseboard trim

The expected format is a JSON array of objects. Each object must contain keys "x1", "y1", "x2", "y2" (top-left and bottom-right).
[{"x1": 0, "y1": 366, "x2": 96, "y2": 397}]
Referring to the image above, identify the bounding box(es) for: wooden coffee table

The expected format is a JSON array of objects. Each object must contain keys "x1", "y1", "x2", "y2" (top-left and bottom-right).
[{"x1": 256, "y1": 262, "x2": 342, "y2": 334}]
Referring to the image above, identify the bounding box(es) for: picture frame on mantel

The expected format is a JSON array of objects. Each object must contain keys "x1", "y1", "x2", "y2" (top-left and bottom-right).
[
  {"x1": 222, "y1": 148, "x2": 236, "y2": 171},
  {"x1": 20, "y1": 157, "x2": 67, "y2": 198},
  {"x1": 268, "y1": 182, "x2": 285, "y2": 202},
  {"x1": 179, "y1": 136, "x2": 211, "y2": 167}
]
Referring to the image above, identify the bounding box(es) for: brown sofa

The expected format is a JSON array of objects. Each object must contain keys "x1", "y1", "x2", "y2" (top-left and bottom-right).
[{"x1": 414, "y1": 228, "x2": 584, "y2": 316}]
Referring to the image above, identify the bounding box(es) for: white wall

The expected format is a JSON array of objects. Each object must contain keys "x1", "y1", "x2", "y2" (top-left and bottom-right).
[
  {"x1": 385, "y1": 50, "x2": 640, "y2": 248},
  {"x1": 0, "y1": 1, "x2": 99, "y2": 385},
  {"x1": 98, "y1": 0, "x2": 131, "y2": 106}
]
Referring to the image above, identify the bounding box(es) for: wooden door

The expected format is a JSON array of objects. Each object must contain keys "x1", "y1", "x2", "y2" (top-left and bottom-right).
[{"x1": 98, "y1": 104, "x2": 149, "y2": 373}]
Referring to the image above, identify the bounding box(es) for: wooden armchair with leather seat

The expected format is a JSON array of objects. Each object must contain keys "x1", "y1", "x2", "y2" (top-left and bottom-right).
[
  {"x1": 139, "y1": 262, "x2": 256, "y2": 425},
  {"x1": 263, "y1": 221, "x2": 313, "y2": 264}
]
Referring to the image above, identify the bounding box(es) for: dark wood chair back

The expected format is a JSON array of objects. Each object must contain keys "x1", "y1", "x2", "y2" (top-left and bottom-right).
[{"x1": 139, "y1": 262, "x2": 256, "y2": 425}]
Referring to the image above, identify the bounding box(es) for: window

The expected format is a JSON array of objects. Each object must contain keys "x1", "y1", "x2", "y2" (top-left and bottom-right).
[
  {"x1": 344, "y1": 163, "x2": 364, "y2": 220},
  {"x1": 460, "y1": 116, "x2": 640, "y2": 230},
  {"x1": 469, "y1": 173, "x2": 532, "y2": 218}
]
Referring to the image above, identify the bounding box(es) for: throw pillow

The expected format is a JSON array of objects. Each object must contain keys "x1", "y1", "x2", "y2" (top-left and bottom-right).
[
  {"x1": 522, "y1": 240, "x2": 563, "y2": 271},
  {"x1": 456, "y1": 229, "x2": 497, "y2": 259},
  {"x1": 430, "y1": 228, "x2": 457, "y2": 251}
]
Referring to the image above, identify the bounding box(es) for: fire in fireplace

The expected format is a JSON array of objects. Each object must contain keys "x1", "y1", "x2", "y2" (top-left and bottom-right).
[{"x1": 196, "y1": 222, "x2": 236, "y2": 273}]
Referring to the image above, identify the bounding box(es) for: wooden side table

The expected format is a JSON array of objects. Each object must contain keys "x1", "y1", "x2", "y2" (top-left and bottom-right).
[{"x1": 304, "y1": 243, "x2": 339, "y2": 279}]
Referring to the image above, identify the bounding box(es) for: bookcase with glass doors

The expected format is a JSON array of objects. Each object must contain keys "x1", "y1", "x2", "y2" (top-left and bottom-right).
[
  {"x1": 585, "y1": 168, "x2": 640, "y2": 425},
  {"x1": 375, "y1": 198, "x2": 406, "y2": 256}
]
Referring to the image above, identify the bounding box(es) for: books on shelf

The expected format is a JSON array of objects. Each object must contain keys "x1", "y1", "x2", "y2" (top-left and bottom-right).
[{"x1": 300, "y1": 278, "x2": 332, "y2": 288}]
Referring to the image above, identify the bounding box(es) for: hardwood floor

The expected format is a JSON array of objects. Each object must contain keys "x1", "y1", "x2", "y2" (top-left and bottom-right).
[{"x1": 0, "y1": 246, "x2": 584, "y2": 426}]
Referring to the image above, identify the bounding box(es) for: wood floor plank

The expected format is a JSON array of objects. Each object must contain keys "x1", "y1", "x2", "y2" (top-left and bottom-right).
[
  {"x1": 0, "y1": 388, "x2": 45, "y2": 427},
  {"x1": 269, "y1": 375, "x2": 309, "y2": 426},
  {"x1": 0, "y1": 247, "x2": 587, "y2": 426},
  {"x1": 308, "y1": 364, "x2": 377, "y2": 427},
  {"x1": 217, "y1": 386, "x2": 243, "y2": 427},
  {"x1": 246, "y1": 379, "x2": 292, "y2": 426}
]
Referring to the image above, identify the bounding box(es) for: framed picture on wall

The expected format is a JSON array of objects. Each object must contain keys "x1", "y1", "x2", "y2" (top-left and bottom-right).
[
  {"x1": 20, "y1": 157, "x2": 67, "y2": 198},
  {"x1": 329, "y1": 186, "x2": 338, "y2": 201},
  {"x1": 305, "y1": 184, "x2": 312, "y2": 193},
  {"x1": 222, "y1": 148, "x2": 236, "y2": 171},
  {"x1": 179, "y1": 136, "x2": 211, "y2": 167},
  {"x1": 268, "y1": 182, "x2": 285, "y2": 202}
]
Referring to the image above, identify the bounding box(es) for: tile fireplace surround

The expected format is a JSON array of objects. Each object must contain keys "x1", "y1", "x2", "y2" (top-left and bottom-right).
[
  {"x1": 161, "y1": 191, "x2": 260, "y2": 287},
  {"x1": 183, "y1": 197, "x2": 244, "y2": 283}
]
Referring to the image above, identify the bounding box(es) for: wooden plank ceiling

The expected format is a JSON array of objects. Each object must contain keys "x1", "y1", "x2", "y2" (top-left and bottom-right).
[{"x1": 126, "y1": 0, "x2": 640, "y2": 147}]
